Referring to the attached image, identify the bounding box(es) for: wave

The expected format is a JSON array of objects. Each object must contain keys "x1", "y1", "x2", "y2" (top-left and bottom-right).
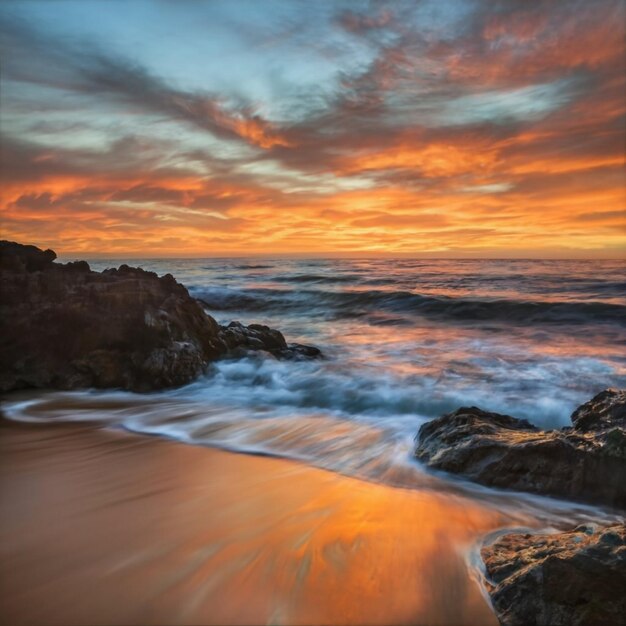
[
  {"x1": 3, "y1": 387, "x2": 620, "y2": 524},
  {"x1": 192, "y1": 286, "x2": 626, "y2": 327},
  {"x1": 271, "y1": 274, "x2": 360, "y2": 284},
  {"x1": 193, "y1": 286, "x2": 280, "y2": 312}
]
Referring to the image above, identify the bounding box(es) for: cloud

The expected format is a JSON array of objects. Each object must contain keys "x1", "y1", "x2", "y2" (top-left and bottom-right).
[
  {"x1": 1, "y1": 18, "x2": 291, "y2": 151},
  {"x1": 0, "y1": 0, "x2": 624, "y2": 256},
  {"x1": 338, "y1": 9, "x2": 394, "y2": 35},
  {"x1": 351, "y1": 212, "x2": 449, "y2": 229}
]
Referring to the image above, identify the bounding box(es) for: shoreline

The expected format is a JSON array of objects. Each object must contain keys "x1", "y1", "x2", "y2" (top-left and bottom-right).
[
  {"x1": 1, "y1": 241, "x2": 623, "y2": 625},
  {"x1": 0, "y1": 418, "x2": 525, "y2": 626}
]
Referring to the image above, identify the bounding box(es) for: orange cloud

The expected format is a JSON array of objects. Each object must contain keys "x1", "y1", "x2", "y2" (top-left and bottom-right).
[
  {"x1": 2, "y1": 1, "x2": 625, "y2": 258},
  {"x1": 338, "y1": 143, "x2": 499, "y2": 178},
  {"x1": 213, "y1": 109, "x2": 292, "y2": 149}
]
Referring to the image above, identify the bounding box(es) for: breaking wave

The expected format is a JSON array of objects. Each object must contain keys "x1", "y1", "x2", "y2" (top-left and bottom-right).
[{"x1": 192, "y1": 286, "x2": 626, "y2": 326}]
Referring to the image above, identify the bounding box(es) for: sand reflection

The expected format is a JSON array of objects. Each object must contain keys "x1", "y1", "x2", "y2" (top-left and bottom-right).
[{"x1": 0, "y1": 422, "x2": 528, "y2": 625}]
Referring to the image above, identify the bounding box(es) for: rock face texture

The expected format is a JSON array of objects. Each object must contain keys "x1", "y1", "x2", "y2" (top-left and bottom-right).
[
  {"x1": 571, "y1": 388, "x2": 626, "y2": 433},
  {"x1": 0, "y1": 241, "x2": 320, "y2": 392},
  {"x1": 415, "y1": 389, "x2": 626, "y2": 509},
  {"x1": 481, "y1": 523, "x2": 626, "y2": 626},
  {"x1": 219, "y1": 321, "x2": 322, "y2": 360}
]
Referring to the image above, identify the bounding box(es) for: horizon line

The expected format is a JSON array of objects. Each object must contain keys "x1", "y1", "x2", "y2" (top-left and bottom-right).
[{"x1": 57, "y1": 253, "x2": 626, "y2": 262}]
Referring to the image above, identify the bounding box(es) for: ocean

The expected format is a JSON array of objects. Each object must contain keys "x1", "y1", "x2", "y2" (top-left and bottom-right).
[{"x1": 5, "y1": 257, "x2": 625, "y2": 520}]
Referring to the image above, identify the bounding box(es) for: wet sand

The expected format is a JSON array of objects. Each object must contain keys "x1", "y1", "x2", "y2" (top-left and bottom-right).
[{"x1": 0, "y1": 420, "x2": 528, "y2": 625}]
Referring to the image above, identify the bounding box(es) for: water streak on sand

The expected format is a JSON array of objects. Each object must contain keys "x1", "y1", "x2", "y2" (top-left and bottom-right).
[{"x1": 0, "y1": 423, "x2": 572, "y2": 625}]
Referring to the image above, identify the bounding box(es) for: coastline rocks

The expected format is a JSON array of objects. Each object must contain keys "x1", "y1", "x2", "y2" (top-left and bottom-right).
[
  {"x1": 218, "y1": 321, "x2": 322, "y2": 360},
  {"x1": 481, "y1": 523, "x2": 626, "y2": 626},
  {"x1": 0, "y1": 241, "x2": 321, "y2": 393},
  {"x1": 1, "y1": 243, "x2": 225, "y2": 392},
  {"x1": 0, "y1": 240, "x2": 58, "y2": 272},
  {"x1": 415, "y1": 390, "x2": 626, "y2": 508},
  {"x1": 571, "y1": 388, "x2": 626, "y2": 433}
]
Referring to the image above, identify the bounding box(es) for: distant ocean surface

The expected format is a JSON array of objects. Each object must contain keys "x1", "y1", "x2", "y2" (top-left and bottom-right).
[{"x1": 6, "y1": 258, "x2": 626, "y2": 515}]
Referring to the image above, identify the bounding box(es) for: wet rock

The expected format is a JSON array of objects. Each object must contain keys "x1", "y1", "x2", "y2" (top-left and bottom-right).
[
  {"x1": 0, "y1": 241, "x2": 227, "y2": 392},
  {"x1": 571, "y1": 388, "x2": 626, "y2": 433},
  {"x1": 481, "y1": 523, "x2": 626, "y2": 626},
  {"x1": 217, "y1": 321, "x2": 322, "y2": 360},
  {"x1": 415, "y1": 390, "x2": 626, "y2": 508},
  {"x1": 219, "y1": 321, "x2": 286, "y2": 352},
  {"x1": 0, "y1": 241, "x2": 321, "y2": 392},
  {"x1": 281, "y1": 343, "x2": 323, "y2": 360}
]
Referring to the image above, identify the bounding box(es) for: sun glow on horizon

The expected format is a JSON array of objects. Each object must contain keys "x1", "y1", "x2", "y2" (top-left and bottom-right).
[{"x1": 1, "y1": 0, "x2": 625, "y2": 258}]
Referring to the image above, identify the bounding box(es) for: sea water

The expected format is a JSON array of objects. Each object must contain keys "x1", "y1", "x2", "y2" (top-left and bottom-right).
[{"x1": 4, "y1": 258, "x2": 625, "y2": 523}]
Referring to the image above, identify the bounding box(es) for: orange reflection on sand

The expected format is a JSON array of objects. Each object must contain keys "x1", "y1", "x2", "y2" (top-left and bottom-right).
[{"x1": 0, "y1": 422, "x2": 530, "y2": 625}]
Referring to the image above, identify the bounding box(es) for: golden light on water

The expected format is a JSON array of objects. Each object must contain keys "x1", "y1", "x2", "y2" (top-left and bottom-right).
[{"x1": 0, "y1": 423, "x2": 530, "y2": 625}]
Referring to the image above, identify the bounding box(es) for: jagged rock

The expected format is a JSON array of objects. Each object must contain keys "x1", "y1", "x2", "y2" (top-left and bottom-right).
[
  {"x1": 0, "y1": 241, "x2": 321, "y2": 393},
  {"x1": 571, "y1": 388, "x2": 626, "y2": 433},
  {"x1": 481, "y1": 523, "x2": 626, "y2": 626},
  {"x1": 0, "y1": 240, "x2": 57, "y2": 272},
  {"x1": 0, "y1": 241, "x2": 227, "y2": 392},
  {"x1": 415, "y1": 390, "x2": 626, "y2": 508},
  {"x1": 219, "y1": 321, "x2": 286, "y2": 352},
  {"x1": 282, "y1": 343, "x2": 323, "y2": 360},
  {"x1": 217, "y1": 321, "x2": 322, "y2": 360}
]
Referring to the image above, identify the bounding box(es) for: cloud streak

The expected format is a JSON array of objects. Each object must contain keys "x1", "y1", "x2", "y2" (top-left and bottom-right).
[{"x1": 1, "y1": 0, "x2": 624, "y2": 256}]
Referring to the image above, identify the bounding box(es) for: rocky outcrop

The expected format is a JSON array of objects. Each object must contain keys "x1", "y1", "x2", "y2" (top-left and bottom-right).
[
  {"x1": 0, "y1": 241, "x2": 321, "y2": 393},
  {"x1": 218, "y1": 321, "x2": 322, "y2": 360},
  {"x1": 415, "y1": 389, "x2": 626, "y2": 509},
  {"x1": 481, "y1": 523, "x2": 626, "y2": 626},
  {"x1": 571, "y1": 388, "x2": 626, "y2": 433}
]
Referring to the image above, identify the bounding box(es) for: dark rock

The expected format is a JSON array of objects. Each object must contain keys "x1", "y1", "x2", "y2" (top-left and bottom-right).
[
  {"x1": 571, "y1": 389, "x2": 626, "y2": 433},
  {"x1": 0, "y1": 241, "x2": 226, "y2": 392},
  {"x1": 481, "y1": 523, "x2": 626, "y2": 626},
  {"x1": 216, "y1": 320, "x2": 322, "y2": 360},
  {"x1": 415, "y1": 391, "x2": 626, "y2": 508},
  {"x1": 283, "y1": 343, "x2": 323, "y2": 360},
  {"x1": 0, "y1": 241, "x2": 322, "y2": 393},
  {"x1": 62, "y1": 260, "x2": 91, "y2": 273},
  {"x1": 0, "y1": 240, "x2": 56, "y2": 272}
]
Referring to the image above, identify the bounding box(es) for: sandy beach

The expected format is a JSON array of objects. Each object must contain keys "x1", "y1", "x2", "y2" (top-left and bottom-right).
[{"x1": 0, "y1": 419, "x2": 523, "y2": 625}]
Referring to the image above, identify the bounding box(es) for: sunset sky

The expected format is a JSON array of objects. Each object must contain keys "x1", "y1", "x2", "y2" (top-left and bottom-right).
[{"x1": 1, "y1": 0, "x2": 625, "y2": 257}]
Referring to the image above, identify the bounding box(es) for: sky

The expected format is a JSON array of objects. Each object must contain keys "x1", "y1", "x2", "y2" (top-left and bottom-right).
[{"x1": 0, "y1": 0, "x2": 625, "y2": 258}]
